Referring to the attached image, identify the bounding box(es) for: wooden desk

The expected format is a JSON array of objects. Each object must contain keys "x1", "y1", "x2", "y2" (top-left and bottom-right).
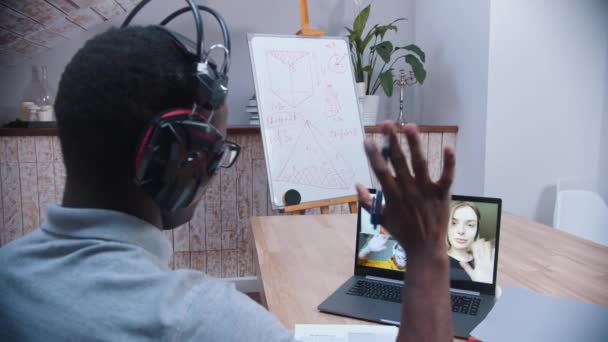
[{"x1": 251, "y1": 213, "x2": 608, "y2": 335}]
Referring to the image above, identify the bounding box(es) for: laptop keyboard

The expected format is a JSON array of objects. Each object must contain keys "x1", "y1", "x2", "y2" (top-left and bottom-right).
[
  {"x1": 451, "y1": 294, "x2": 481, "y2": 316},
  {"x1": 346, "y1": 280, "x2": 402, "y2": 303},
  {"x1": 346, "y1": 280, "x2": 481, "y2": 316}
]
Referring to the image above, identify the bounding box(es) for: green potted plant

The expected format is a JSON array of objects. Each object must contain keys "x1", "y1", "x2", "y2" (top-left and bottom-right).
[{"x1": 346, "y1": 4, "x2": 426, "y2": 124}]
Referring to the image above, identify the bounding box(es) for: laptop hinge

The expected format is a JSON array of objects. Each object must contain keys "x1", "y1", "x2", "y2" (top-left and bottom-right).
[
  {"x1": 365, "y1": 275, "x2": 404, "y2": 285},
  {"x1": 450, "y1": 288, "x2": 480, "y2": 296}
]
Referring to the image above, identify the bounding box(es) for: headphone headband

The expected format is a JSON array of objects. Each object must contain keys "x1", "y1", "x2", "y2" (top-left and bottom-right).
[{"x1": 121, "y1": 0, "x2": 203, "y2": 60}]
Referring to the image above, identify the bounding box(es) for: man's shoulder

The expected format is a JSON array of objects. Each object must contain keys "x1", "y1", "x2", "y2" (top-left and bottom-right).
[{"x1": 0, "y1": 229, "x2": 44, "y2": 260}]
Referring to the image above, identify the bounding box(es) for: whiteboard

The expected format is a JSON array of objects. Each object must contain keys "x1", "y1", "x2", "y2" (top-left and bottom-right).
[{"x1": 248, "y1": 34, "x2": 373, "y2": 209}]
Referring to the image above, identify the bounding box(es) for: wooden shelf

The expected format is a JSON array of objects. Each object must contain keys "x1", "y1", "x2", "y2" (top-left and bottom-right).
[{"x1": 0, "y1": 125, "x2": 458, "y2": 137}]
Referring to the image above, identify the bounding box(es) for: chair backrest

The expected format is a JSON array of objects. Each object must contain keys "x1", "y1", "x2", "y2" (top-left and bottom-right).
[{"x1": 554, "y1": 178, "x2": 608, "y2": 246}]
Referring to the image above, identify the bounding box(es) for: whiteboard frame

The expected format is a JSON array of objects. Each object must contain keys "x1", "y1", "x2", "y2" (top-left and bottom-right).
[{"x1": 247, "y1": 33, "x2": 372, "y2": 210}]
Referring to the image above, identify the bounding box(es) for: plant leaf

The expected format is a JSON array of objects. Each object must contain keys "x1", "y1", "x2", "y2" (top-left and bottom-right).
[
  {"x1": 353, "y1": 4, "x2": 370, "y2": 37},
  {"x1": 379, "y1": 69, "x2": 394, "y2": 97},
  {"x1": 354, "y1": 36, "x2": 364, "y2": 55},
  {"x1": 375, "y1": 24, "x2": 398, "y2": 39},
  {"x1": 398, "y1": 44, "x2": 426, "y2": 63},
  {"x1": 373, "y1": 41, "x2": 393, "y2": 64},
  {"x1": 405, "y1": 54, "x2": 427, "y2": 84},
  {"x1": 360, "y1": 24, "x2": 378, "y2": 52}
]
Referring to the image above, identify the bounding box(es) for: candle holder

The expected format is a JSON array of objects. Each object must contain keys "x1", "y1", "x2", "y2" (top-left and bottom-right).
[{"x1": 393, "y1": 69, "x2": 418, "y2": 126}]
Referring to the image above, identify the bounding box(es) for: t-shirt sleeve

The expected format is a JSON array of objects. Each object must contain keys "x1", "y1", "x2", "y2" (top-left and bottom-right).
[{"x1": 173, "y1": 274, "x2": 296, "y2": 342}]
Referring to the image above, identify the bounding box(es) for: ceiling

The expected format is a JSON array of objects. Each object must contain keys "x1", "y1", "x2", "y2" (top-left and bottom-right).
[{"x1": 0, "y1": 0, "x2": 140, "y2": 66}]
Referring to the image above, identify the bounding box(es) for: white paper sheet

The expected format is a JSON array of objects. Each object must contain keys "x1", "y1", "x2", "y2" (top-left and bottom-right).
[
  {"x1": 470, "y1": 285, "x2": 608, "y2": 342},
  {"x1": 294, "y1": 324, "x2": 398, "y2": 342}
]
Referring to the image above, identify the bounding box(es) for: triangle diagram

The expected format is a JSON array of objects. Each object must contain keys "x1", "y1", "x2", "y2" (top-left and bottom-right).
[
  {"x1": 274, "y1": 121, "x2": 349, "y2": 189},
  {"x1": 268, "y1": 50, "x2": 309, "y2": 71}
]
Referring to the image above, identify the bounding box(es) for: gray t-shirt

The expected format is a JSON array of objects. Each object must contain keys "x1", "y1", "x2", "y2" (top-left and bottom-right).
[{"x1": 0, "y1": 205, "x2": 294, "y2": 341}]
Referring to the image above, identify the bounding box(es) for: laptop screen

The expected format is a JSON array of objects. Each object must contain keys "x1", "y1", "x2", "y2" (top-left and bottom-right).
[{"x1": 356, "y1": 194, "x2": 501, "y2": 289}]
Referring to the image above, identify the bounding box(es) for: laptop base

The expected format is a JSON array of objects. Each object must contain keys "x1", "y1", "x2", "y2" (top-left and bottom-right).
[{"x1": 318, "y1": 276, "x2": 402, "y2": 325}]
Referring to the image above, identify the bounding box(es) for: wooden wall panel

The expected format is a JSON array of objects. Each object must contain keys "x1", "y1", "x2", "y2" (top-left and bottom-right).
[
  {"x1": 173, "y1": 251, "x2": 191, "y2": 270},
  {"x1": 0, "y1": 6, "x2": 43, "y2": 36},
  {"x1": 162, "y1": 229, "x2": 174, "y2": 270},
  {"x1": 90, "y1": 0, "x2": 124, "y2": 20},
  {"x1": 35, "y1": 137, "x2": 53, "y2": 163},
  {"x1": 18, "y1": 137, "x2": 36, "y2": 162},
  {"x1": 114, "y1": 0, "x2": 139, "y2": 11},
  {"x1": 19, "y1": 162, "x2": 39, "y2": 234},
  {"x1": 190, "y1": 251, "x2": 206, "y2": 273},
  {"x1": 189, "y1": 201, "x2": 206, "y2": 252},
  {"x1": 45, "y1": 17, "x2": 82, "y2": 37},
  {"x1": 0, "y1": 129, "x2": 456, "y2": 277},
  {"x1": 1, "y1": 0, "x2": 63, "y2": 26},
  {"x1": 206, "y1": 250, "x2": 222, "y2": 277},
  {"x1": 427, "y1": 133, "x2": 443, "y2": 182},
  {"x1": 1, "y1": 162, "x2": 22, "y2": 245},
  {"x1": 222, "y1": 249, "x2": 237, "y2": 277},
  {"x1": 53, "y1": 161, "x2": 65, "y2": 202},
  {"x1": 37, "y1": 161, "x2": 55, "y2": 220},
  {"x1": 51, "y1": 136, "x2": 62, "y2": 162},
  {"x1": 67, "y1": 8, "x2": 104, "y2": 29},
  {"x1": 237, "y1": 239, "x2": 251, "y2": 277},
  {"x1": 1, "y1": 137, "x2": 19, "y2": 162},
  {"x1": 235, "y1": 134, "x2": 252, "y2": 244},
  {"x1": 173, "y1": 223, "x2": 189, "y2": 252},
  {"x1": 442, "y1": 132, "x2": 457, "y2": 152},
  {"x1": 45, "y1": 0, "x2": 81, "y2": 16},
  {"x1": 397, "y1": 129, "x2": 412, "y2": 173},
  {"x1": 204, "y1": 172, "x2": 222, "y2": 251},
  {"x1": 419, "y1": 133, "x2": 430, "y2": 162},
  {"x1": 251, "y1": 159, "x2": 268, "y2": 217},
  {"x1": 220, "y1": 134, "x2": 238, "y2": 251}
]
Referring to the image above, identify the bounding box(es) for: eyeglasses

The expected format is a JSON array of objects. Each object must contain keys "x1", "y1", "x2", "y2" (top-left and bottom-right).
[{"x1": 217, "y1": 140, "x2": 240, "y2": 169}]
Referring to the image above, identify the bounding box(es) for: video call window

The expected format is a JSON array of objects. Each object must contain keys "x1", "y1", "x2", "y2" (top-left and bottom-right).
[
  {"x1": 357, "y1": 199, "x2": 499, "y2": 284},
  {"x1": 447, "y1": 201, "x2": 498, "y2": 284}
]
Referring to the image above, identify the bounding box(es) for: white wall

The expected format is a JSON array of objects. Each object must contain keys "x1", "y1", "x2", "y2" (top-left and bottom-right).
[
  {"x1": 600, "y1": 55, "x2": 608, "y2": 204},
  {"x1": 415, "y1": 0, "x2": 491, "y2": 196},
  {"x1": 485, "y1": 0, "x2": 608, "y2": 224},
  {"x1": 0, "y1": 0, "x2": 416, "y2": 125}
]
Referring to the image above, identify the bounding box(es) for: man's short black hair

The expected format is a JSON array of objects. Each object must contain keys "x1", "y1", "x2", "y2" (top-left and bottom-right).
[{"x1": 55, "y1": 26, "x2": 197, "y2": 182}]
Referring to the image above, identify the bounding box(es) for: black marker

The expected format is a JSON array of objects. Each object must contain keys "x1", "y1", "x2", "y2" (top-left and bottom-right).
[{"x1": 371, "y1": 135, "x2": 390, "y2": 230}]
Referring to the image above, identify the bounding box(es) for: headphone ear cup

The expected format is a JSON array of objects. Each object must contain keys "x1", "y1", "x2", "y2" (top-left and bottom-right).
[{"x1": 164, "y1": 142, "x2": 182, "y2": 183}]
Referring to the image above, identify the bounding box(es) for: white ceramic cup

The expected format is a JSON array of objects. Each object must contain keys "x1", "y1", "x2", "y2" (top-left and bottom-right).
[{"x1": 37, "y1": 105, "x2": 54, "y2": 121}]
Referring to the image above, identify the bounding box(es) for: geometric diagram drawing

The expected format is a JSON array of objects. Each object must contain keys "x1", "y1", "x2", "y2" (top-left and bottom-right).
[
  {"x1": 274, "y1": 121, "x2": 352, "y2": 189},
  {"x1": 325, "y1": 41, "x2": 347, "y2": 74},
  {"x1": 323, "y1": 84, "x2": 342, "y2": 121},
  {"x1": 268, "y1": 126, "x2": 298, "y2": 145},
  {"x1": 266, "y1": 50, "x2": 314, "y2": 107},
  {"x1": 328, "y1": 53, "x2": 347, "y2": 74}
]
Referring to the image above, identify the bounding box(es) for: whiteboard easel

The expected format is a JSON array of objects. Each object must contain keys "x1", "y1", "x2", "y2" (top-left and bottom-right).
[{"x1": 248, "y1": 34, "x2": 373, "y2": 209}]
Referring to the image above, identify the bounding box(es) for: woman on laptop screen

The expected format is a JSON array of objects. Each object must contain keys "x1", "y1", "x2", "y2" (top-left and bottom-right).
[{"x1": 447, "y1": 202, "x2": 495, "y2": 284}]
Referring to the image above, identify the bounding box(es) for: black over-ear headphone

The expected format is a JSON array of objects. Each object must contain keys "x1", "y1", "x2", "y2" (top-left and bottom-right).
[{"x1": 122, "y1": 1, "x2": 238, "y2": 215}]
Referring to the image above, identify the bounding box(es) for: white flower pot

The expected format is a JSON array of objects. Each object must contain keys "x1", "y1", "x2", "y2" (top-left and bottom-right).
[
  {"x1": 360, "y1": 94, "x2": 379, "y2": 126},
  {"x1": 355, "y1": 82, "x2": 367, "y2": 98}
]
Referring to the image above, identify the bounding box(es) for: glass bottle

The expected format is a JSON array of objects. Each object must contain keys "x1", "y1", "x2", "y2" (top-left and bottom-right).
[{"x1": 21, "y1": 65, "x2": 55, "y2": 121}]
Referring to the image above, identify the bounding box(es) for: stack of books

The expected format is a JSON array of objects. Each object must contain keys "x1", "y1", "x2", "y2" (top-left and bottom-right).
[{"x1": 247, "y1": 94, "x2": 259, "y2": 125}]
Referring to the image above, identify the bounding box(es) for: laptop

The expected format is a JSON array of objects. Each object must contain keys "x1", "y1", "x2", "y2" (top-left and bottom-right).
[{"x1": 318, "y1": 192, "x2": 502, "y2": 338}]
